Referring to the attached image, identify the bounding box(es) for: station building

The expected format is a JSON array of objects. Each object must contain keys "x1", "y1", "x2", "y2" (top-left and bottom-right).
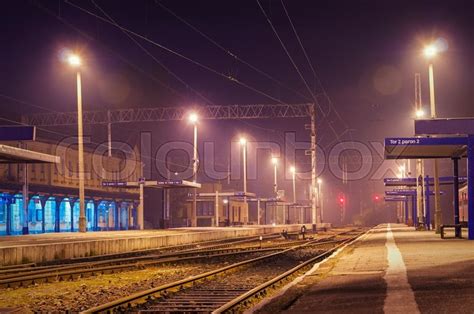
[{"x1": 0, "y1": 140, "x2": 142, "y2": 235}]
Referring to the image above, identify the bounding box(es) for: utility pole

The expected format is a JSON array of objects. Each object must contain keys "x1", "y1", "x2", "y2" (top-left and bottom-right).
[{"x1": 310, "y1": 104, "x2": 318, "y2": 230}]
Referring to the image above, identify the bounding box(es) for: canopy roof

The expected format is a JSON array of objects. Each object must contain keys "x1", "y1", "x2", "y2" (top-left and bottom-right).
[{"x1": 0, "y1": 144, "x2": 60, "y2": 164}]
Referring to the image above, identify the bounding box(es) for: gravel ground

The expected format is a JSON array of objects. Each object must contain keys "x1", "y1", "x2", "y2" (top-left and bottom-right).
[
  {"x1": 137, "y1": 245, "x2": 329, "y2": 312},
  {"x1": 0, "y1": 253, "x2": 267, "y2": 313}
]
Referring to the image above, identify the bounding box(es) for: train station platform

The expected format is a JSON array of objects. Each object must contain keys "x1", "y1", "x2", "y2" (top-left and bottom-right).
[
  {"x1": 0, "y1": 224, "x2": 306, "y2": 266},
  {"x1": 261, "y1": 224, "x2": 474, "y2": 313}
]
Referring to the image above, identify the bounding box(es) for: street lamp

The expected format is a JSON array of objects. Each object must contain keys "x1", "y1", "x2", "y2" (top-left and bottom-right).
[
  {"x1": 271, "y1": 156, "x2": 278, "y2": 194},
  {"x1": 290, "y1": 166, "x2": 296, "y2": 204},
  {"x1": 415, "y1": 109, "x2": 425, "y2": 119},
  {"x1": 424, "y1": 42, "x2": 441, "y2": 232},
  {"x1": 188, "y1": 112, "x2": 199, "y2": 227},
  {"x1": 65, "y1": 52, "x2": 86, "y2": 233},
  {"x1": 423, "y1": 44, "x2": 438, "y2": 59}
]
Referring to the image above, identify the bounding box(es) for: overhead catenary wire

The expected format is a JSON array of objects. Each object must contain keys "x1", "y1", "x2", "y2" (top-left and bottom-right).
[
  {"x1": 91, "y1": 0, "x2": 215, "y2": 106},
  {"x1": 65, "y1": 0, "x2": 290, "y2": 105},
  {"x1": 279, "y1": 0, "x2": 350, "y2": 130},
  {"x1": 154, "y1": 0, "x2": 311, "y2": 103},
  {"x1": 255, "y1": 0, "x2": 318, "y2": 103},
  {"x1": 32, "y1": 0, "x2": 189, "y2": 103}
]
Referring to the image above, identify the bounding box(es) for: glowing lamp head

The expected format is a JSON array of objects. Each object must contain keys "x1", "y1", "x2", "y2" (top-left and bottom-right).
[
  {"x1": 188, "y1": 112, "x2": 198, "y2": 124},
  {"x1": 317, "y1": 178, "x2": 322, "y2": 184},
  {"x1": 239, "y1": 137, "x2": 247, "y2": 145},
  {"x1": 67, "y1": 54, "x2": 82, "y2": 67},
  {"x1": 339, "y1": 197, "x2": 345, "y2": 204},
  {"x1": 290, "y1": 166, "x2": 296, "y2": 173},
  {"x1": 271, "y1": 157, "x2": 278, "y2": 165},
  {"x1": 374, "y1": 195, "x2": 380, "y2": 201},
  {"x1": 423, "y1": 45, "x2": 438, "y2": 59},
  {"x1": 415, "y1": 109, "x2": 425, "y2": 118},
  {"x1": 223, "y1": 199, "x2": 228, "y2": 204}
]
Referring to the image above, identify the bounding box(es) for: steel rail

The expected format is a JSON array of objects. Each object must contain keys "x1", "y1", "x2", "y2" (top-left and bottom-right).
[
  {"x1": 212, "y1": 231, "x2": 365, "y2": 313},
  {"x1": 0, "y1": 238, "x2": 315, "y2": 288},
  {"x1": 81, "y1": 234, "x2": 339, "y2": 313}
]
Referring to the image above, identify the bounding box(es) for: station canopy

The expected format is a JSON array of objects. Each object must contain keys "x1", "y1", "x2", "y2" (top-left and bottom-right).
[
  {"x1": 384, "y1": 136, "x2": 467, "y2": 159},
  {"x1": 0, "y1": 144, "x2": 60, "y2": 164}
]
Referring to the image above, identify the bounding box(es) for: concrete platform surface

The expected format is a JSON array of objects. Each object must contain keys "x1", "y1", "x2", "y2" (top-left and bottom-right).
[
  {"x1": 265, "y1": 224, "x2": 474, "y2": 314},
  {"x1": 0, "y1": 224, "x2": 304, "y2": 266}
]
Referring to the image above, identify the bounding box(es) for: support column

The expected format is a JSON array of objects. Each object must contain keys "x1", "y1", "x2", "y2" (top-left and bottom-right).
[
  {"x1": 404, "y1": 199, "x2": 409, "y2": 224},
  {"x1": 425, "y1": 176, "x2": 431, "y2": 230},
  {"x1": 114, "y1": 201, "x2": 120, "y2": 231},
  {"x1": 407, "y1": 193, "x2": 413, "y2": 226},
  {"x1": 93, "y1": 200, "x2": 100, "y2": 231},
  {"x1": 257, "y1": 198, "x2": 261, "y2": 225},
  {"x1": 40, "y1": 196, "x2": 48, "y2": 234},
  {"x1": 138, "y1": 182, "x2": 144, "y2": 230},
  {"x1": 434, "y1": 159, "x2": 442, "y2": 233},
  {"x1": 55, "y1": 198, "x2": 61, "y2": 232},
  {"x1": 68, "y1": 198, "x2": 75, "y2": 232},
  {"x1": 6, "y1": 195, "x2": 12, "y2": 235},
  {"x1": 412, "y1": 195, "x2": 418, "y2": 228},
  {"x1": 467, "y1": 135, "x2": 474, "y2": 240},
  {"x1": 215, "y1": 191, "x2": 219, "y2": 227},
  {"x1": 264, "y1": 202, "x2": 267, "y2": 225},
  {"x1": 22, "y1": 163, "x2": 29, "y2": 235},
  {"x1": 453, "y1": 158, "x2": 460, "y2": 237}
]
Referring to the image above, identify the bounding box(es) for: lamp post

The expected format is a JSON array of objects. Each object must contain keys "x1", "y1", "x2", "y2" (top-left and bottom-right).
[
  {"x1": 188, "y1": 112, "x2": 198, "y2": 227},
  {"x1": 239, "y1": 138, "x2": 248, "y2": 223},
  {"x1": 66, "y1": 53, "x2": 87, "y2": 233},
  {"x1": 424, "y1": 43, "x2": 441, "y2": 232},
  {"x1": 271, "y1": 157, "x2": 278, "y2": 195}
]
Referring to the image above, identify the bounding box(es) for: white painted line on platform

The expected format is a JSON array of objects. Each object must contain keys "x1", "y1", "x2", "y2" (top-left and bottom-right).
[{"x1": 383, "y1": 224, "x2": 419, "y2": 314}]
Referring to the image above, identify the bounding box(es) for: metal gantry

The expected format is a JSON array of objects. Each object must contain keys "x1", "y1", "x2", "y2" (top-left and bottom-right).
[
  {"x1": 22, "y1": 103, "x2": 313, "y2": 126},
  {"x1": 22, "y1": 103, "x2": 320, "y2": 227}
]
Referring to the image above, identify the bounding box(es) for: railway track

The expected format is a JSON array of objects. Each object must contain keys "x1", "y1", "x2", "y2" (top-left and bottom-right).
[
  {"x1": 82, "y1": 229, "x2": 364, "y2": 313},
  {"x1": 0, "y1": 233, "x2": 282, "y2": 271},
  {"x1": 0, "y1": 234, "x2": 322, "y2": 288}
]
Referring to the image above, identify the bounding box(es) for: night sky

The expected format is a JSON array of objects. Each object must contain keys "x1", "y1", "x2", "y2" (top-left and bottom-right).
[{"x1": 1, "y1": 0, "x2": 473, "y2": 225}]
